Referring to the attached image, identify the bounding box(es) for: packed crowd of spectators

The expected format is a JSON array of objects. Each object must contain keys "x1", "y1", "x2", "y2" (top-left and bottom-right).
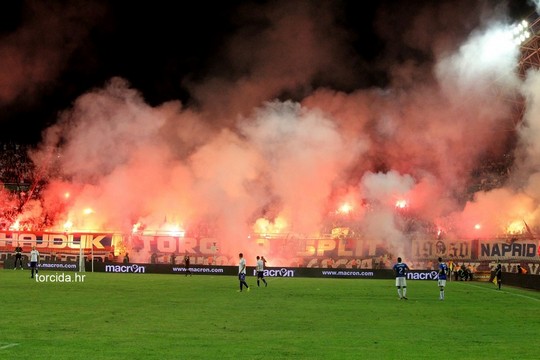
[
  {"x1": 0, "y1": 142, "x2": 34, "y2": 186},
  {"x1": 0, "y1": 142, "x2": 40, "y2": 230},
  {"x1": 0, "y1": 142, "x2": 520, "y2": 237},
  {"x1": 468, "y1": 153, "x2": 513, "y2": 194}
]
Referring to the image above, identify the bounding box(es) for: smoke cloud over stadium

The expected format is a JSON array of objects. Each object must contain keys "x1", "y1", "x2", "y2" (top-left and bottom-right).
[
  {"x1": 0, "y1": 1, "x2": 104, "y2": 105},
  {"x1": 3, "y1": 0, "x2": 540, "y2": 264}
]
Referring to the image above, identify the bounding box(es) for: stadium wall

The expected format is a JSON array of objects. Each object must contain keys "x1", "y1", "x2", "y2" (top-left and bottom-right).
[
  {"x1": 3, "y1": 258, "x2": 79, "y2": 271},
  {"x1": 2, "y1": 231, "x2": 540, "y2": 278},
  {"x1": 497, "y1": 272, "x2": 540, "y2": 291},
  {"x1": 89, "y1": 263, "x2": 395, "y2": 278},
  {"x1": 85, "y1": 264, "x2": 441, "y2": 280},
  {"x1": 5, "y1": 259, "x2": 540, "y2": 289},
  {"x1": 0, "y1": 260, "x2": 452, "y2": 280}
]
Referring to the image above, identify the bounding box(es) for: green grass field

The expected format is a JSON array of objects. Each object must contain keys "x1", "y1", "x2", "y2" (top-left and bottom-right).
[{"x1": 1, "y1": 270, "x2": 539, "y2": 359}]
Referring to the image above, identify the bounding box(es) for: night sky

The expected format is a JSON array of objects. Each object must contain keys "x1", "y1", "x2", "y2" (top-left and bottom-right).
[{"x1": 0, "y1": 0, "x2": 535, "y2": 144}]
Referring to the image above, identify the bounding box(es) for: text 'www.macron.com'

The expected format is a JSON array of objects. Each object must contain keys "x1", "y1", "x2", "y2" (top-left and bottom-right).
[{"x1": 321, "y1": 270, "x2": 375, "y2": 277}]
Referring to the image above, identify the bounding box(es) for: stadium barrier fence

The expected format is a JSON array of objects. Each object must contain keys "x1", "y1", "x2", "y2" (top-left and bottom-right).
[
  {"x1": 495, "y1": 272, "x2": 540, "y2": 290},
  {"x1": 4, "y1": 259, "x2": 540, "y2": 289}
]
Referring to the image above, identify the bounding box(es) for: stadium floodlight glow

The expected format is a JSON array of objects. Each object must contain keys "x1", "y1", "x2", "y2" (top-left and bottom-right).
[{"x1": 512, "y1": 19, "x2": 532, "y2": 45}]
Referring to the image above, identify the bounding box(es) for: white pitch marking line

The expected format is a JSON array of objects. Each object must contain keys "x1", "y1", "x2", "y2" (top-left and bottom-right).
[
  {"x1": 461, "y1": 282, "x2": 540, "y2": 302},
  {"x1": 0, "y1": 343, "x2": 20, "y2": 350}
]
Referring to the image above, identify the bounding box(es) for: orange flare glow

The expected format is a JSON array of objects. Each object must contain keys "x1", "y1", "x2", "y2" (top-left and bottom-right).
[
  {"x1": 63, "y1": 220, "x2": 73, "y2": 231},
  {"x1": 9, "y1": 219, "x2": 20, "y2": 231},
  {"x1": 506, "y1": 220, "x2": 525, "y2": 234},
  {"x1": 132, "y1": 222, "x2": 141, "y2": 233},
  {"x1": 163, "y1": 224, "x2": 185, "y2": 237},
  {"x1": 395, "y1": 200, "x2": 407, "y2": 209},
  {"x1": 337, "y1": 203, "x2": 353, "y2": 214},
  {"x1": 253, "y1": 217, "x2": 288, "y2": 235}
]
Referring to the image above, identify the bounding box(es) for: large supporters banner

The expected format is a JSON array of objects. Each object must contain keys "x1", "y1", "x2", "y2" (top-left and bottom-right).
[
  {"x1": 412, "y1": 238, "x2": 540, "y2": 261},
  {"x1": 411, "y1": 238, "x2": 473, "y2": 260},
  {"x1": 2, "y1": 232, "x2": 540, "y2": 266},
  {"x1": 130, "y1": 234, "x2": 392, "y2": 261},
  {"x1": 478, "y1": 239, "x2": 539, "y2": 261},
  {"x1": 0, "y1": 231, "x2": 117, "y2": 251}
]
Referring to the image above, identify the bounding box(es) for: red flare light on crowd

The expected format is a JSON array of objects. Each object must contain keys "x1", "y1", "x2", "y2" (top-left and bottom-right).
[
  {"x1": 474, "y1": 223, "x2": 481, "y2": 230},
  {"x1": 83, "y1": 208, "x2": 94, "y2": 215}
]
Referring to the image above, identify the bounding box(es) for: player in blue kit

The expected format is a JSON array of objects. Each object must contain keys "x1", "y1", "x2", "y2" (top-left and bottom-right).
[
  {"x1": 437, "y1": 257, "x2": 448, "y2": 300},
  {"x1": 392, "y1": 257, "x2": 410, "y2": 300}
]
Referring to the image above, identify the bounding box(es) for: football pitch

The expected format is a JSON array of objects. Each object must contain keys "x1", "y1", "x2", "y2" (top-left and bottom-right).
[{"x1": 1, "y1": 271, "x2": 539, "y2": 359}]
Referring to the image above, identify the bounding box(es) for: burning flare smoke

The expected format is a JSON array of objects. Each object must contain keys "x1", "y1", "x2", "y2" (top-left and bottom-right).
[{"x1": 3, "y1": 0, "x2": 540, "y2": 263}]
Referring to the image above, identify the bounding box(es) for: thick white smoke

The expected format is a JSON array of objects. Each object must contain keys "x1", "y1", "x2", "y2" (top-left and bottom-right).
[{"x1": 21, "y1": 0, "x2": 540, "y2": 263}]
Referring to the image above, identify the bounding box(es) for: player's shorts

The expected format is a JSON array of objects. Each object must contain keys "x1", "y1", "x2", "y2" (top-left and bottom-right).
[
  {"x1": 238, "y1": 273, "x2": 246, "y2": 281},
  {"x1": 395, "y1": 277, "x2": 407, "y2": 287},
  {"x1": 257, "y1": 271, "x2": 264, "y2": 279},
  {"x1": 438, "y1": 279, "x2": 446, "y2": 287}
]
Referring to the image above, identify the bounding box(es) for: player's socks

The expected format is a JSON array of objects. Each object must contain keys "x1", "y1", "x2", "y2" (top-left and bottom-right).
[
  {"x1": 264, "y1": 279, "x2": 267, "y2": 287},
  {"x1": 397, "y1": 288, "x2": 402, "y2": 298},
  {"x1": 257, "y1": 280, "x2": 260, "y2": 287},
  {"x1": 403, "y1": 288, "x2": 407, "y2": 298},
  {"x1": 241, "y1": 281, "x2": 249, "y2": 291}
]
